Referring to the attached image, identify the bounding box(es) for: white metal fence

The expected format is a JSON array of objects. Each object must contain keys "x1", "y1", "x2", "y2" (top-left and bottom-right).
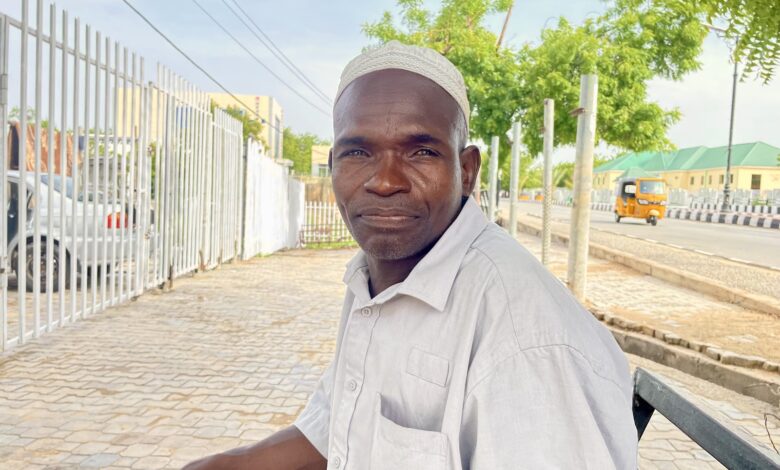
[
  {"x1": 301, "y1": 202, "x2": 352, "y2": 245},
  {"x1": 0, "y1": 1, "x2": 248, "y2": 351}
]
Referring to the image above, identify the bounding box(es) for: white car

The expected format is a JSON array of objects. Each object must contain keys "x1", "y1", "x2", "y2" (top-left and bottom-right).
[{"x1": 6, "y1": 170, "x2": 138, "y2": 292}]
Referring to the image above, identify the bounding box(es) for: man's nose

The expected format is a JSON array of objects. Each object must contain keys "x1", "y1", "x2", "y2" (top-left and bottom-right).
[{"x1": 363, "y1": 155, "x2": 411, "y2": 197}]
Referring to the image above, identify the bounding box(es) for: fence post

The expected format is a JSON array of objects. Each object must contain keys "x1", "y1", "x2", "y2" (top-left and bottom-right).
[
  {"x1": 509, "y1": 122, "x2": 521, "y2": 237},
  {"x1": 567, "y1": 74, "x2": 598, "y2": 301},
  {"x1": 488, "y1": 136, "x2": 499, "y2": 221},
  {"x1": 542, "y1": 99, "x2": 554, "y2": 266}
]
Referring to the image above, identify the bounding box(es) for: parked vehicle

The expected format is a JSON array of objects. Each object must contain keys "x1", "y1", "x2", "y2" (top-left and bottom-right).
[
  {"x1": 614, "y1": 177, "x2": 668, "y2": 226},
  {"x1": 6, "y1": 170, "x2": 136, "y2": 292}
]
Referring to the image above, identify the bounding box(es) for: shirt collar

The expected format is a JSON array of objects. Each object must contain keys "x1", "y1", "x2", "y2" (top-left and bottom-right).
[{"x1": 342, "y1": 197, "x2": 489, "y2": 311}]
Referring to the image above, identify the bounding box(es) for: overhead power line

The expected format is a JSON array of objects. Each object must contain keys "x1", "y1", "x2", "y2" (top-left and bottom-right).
[
  {"x1": 190, "y1": 0, "x2": 331, "y2": 117},
  {"x1": 120, "y1": 0, "x2": 283, "y2": 133},
  {"x1": 225, "y1": 0, "x2": 332, "y2": 104}
]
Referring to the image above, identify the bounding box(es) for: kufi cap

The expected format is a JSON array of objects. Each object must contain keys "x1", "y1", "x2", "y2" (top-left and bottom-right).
[{"x1": 335, "y1": 41, "x2": 470, "y2": 126}]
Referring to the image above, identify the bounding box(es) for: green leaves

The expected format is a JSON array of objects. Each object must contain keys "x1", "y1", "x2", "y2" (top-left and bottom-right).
[{"x1": 283, "y1": 128, "x2": 330, "y2": 176}]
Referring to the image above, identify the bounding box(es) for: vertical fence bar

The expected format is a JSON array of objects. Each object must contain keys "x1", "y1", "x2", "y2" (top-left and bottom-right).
[
  {"x1": 80, "y1": 24, "x2": 90, "y2": 317},
  {"x1": 135, "y1": 57, "x2": 146, "y2": 295},
  {"x1": 90, "y1": 30, "x2": 100, "y2": 312},
  {"x1": 109, "y1": 41, "x2": 119, "y2": 305},
  {"x1": 58, "y1": 10, "x2": 67, "y2": 324},
  {"x1": 70, "y1": 18, "x2": 81, "y2": 321},
  {"x1": 100, "y1": 35, "x2": 109, "y2": 307},
  {"x1": 45, "y1": 2, "x2": 55, "y2": 330},
  {"x1": 0, "y1": 13, "x2": 8, "y2": 350},
  {"x1": 33, "y1": 0, "x2": 43, "y2": 336},
  {"x1": 18, "y1": 0, "x2": 29, "y2": 342},
  {"x1": 126, "y1": 53, "x2": 137, "y2": 297},
  {"x1": 118, "y1": 46, "x2": 127, "y2": 301}
]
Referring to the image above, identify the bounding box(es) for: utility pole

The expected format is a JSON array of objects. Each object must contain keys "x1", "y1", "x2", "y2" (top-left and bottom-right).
[
  {"x1": 567, "y1": 75, "x2": 598, "y2": 301},
  {"x1": 722, "y1": 52, "x2": 738, "y2": 212},
  {"x1": 496, "y1": 1, "x2": 514, "y2": 51},
  {"x1": 542, "y1": 99, "x2": 554, "y2": 266},
  {"x1": 488, "y1": 136, "x2": 499, "y2": 221},
  {"x1": 509, "y1": 122, "x2": 521, "y2": 237}
]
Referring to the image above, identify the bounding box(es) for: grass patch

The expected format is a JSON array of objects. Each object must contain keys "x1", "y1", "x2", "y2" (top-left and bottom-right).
[{"x1": 304, "y1": 240, "x2": 359, "y2": 250}]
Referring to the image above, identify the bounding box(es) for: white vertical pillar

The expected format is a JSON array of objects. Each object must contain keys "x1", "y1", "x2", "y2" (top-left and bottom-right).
[
  {"x1": 567, "y1": 75, "x2": 598, "y2": 301},
  {"x1": 542, "y1": 99, "x2": 554, "y2": 266},
  {"x1": 509, "y1": 122, "x2": 521, "y2": 237},
  {"x1": 488, "y1": 136, "x2": 499, "y2": 221}
]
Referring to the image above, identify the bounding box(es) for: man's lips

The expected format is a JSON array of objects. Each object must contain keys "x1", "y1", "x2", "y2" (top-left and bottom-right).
[{"x1": 356, "y1": 209, "x2": 420, "y2": 226}]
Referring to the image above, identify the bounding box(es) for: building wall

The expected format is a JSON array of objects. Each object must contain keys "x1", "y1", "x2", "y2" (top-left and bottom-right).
[
  {"x1": 310, "y1": 144, "x2": 331, "y2": 177},
  {"x1": 208, "y1": 93, "x2": 284, "y2": 160},
  {"x1": 594, "y1": 167, "x2": 780, "y2": 192},
  {"x1": 734, "y1": 167, "x2": 780, "y2": 191}
]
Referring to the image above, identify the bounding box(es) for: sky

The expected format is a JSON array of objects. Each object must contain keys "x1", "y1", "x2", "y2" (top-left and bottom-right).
[{"x1": 3, "y1": 0, "x2": 779, "y2": 164}]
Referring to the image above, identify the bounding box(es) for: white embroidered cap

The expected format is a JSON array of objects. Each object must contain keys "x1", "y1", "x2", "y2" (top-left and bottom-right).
[{"x1": 335, "y1": 41, "x2": 470, "y2": 126}]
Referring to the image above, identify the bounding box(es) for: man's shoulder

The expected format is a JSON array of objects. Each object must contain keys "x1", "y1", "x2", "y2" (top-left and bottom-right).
[{"x1": 461, "y1": 223, "x2": 630, "y2": 392}]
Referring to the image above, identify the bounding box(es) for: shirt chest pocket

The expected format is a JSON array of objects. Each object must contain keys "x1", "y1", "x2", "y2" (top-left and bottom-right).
[
  {"x1": 406, "y1": 347, "x2": 450, "y2": 387},
  {"x1": 370, "y1": 394, "x2": 451, "y2": 470}
]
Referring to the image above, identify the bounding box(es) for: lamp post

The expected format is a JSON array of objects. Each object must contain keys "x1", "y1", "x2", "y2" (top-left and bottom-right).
[{"x1": 705, "y1": 23, "x2": 738, "y2": 212}]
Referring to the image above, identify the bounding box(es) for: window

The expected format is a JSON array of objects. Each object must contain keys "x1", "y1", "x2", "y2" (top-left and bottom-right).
[
  {"x1": 690, "y1": 177, "x2": 694, "y2": 185},
  {"x1": 719, "y1": 175, "x2": 724, "y2": 184},
  {"x1": 708, "y1": 175, "x2": 712, "y2": 185},
  {"x1": 730, "y1": 174, "x2": 734, "y2": 184},
  {"x1": 751, "y1": 174, "x2": 761, "y2": 190},
  {"x1": 639, "y1": 181, "x2": 665, "y2": 195}
]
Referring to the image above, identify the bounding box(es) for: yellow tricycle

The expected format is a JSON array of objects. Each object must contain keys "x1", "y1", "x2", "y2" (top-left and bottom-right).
[{"x1": 614, "y1": 177, "x2": 667, "y2": 226}]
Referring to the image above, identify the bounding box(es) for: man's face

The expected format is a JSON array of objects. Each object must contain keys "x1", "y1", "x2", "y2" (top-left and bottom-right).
[{"x1": 331, "y1": 69, "x2": 479, "y2": 261}]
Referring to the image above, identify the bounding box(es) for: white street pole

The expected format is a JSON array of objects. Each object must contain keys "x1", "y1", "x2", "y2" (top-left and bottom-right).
[
  {"x1": 509, "y1": 122, "x2": 521, "y2": 237},
  {"x1": 488, "y1": 136, "x2": 499, "y2": 221},
  {"x1": 542, "y1": 99, "x2": 554, "y2": 266},
  {"x1": 567, "y1": 75, "x2": 598, "y2": 301}
]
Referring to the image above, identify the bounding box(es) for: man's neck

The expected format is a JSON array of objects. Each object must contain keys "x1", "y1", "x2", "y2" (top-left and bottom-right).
[{"x1": 366, "y1": 253, "x2": 425, "y2": 299}]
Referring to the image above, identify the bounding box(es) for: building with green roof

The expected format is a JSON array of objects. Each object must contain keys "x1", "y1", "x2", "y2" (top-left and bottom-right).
[{"x1": 593, "y1": 142, "x2": 780, "y2": 193}]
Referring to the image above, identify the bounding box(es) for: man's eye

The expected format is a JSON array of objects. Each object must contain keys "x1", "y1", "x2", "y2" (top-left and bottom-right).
[
  {"x1": 342, "y1": 149, "x2": 368, "y2": 157},
  {"x1": 413, "y1": 148, "x2": 437, "y2": 157}
]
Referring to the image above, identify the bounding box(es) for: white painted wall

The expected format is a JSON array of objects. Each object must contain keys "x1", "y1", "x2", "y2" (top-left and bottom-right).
[{"x1": 241, "y1": 139, "x2": 305, "y2": 259}]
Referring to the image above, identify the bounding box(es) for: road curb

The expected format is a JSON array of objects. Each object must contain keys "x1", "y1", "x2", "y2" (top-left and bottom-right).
[
  {"x1": 606, "y1": 326, "x2": 780, "y2": 406},
  {"x1": 514, "y1": 218, "x2": 780, "y2": 318}
]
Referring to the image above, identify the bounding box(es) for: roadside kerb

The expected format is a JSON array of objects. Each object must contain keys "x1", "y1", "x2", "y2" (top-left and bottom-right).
[
  {"x1": 607, "y1": 326, "x2": 780, "y2": 406},
  {"x1": 514, "y1": 218, "x2": 780, "y2": 318}
]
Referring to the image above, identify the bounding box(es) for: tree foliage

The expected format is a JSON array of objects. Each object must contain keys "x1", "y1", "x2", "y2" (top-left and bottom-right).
[
  {"x1": 698, "y1": 0, "x2": 780, "y2": 82},
  {"x1": 283, "y1": 127, "x2": 330, "y2": 176},
  {"x1": 363, "y1": 0, "x2": 524, "y2": 158},
  {"x1": 223, "y1": 105, "x2": 264, "y2": 144}
]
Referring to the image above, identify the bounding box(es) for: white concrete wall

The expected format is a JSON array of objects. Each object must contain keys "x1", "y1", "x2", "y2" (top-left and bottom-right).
[{"x1": 241, "y1": 139, "x2": 304, "y2": 259}]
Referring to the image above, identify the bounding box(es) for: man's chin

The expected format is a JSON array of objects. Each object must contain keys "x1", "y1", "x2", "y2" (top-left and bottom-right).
[{"x1": 358, "y1": 236, "x2": 425, "y2": 262}]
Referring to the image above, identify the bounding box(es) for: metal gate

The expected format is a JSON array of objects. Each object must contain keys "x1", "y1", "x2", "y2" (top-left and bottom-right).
[{"x1": 0, "y1": 0, "x2": 244, "y2": 351}]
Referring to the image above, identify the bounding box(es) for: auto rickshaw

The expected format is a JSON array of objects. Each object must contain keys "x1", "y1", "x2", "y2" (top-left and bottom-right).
[{"x1": 614, "y1": 177, "x2": 667, "y2": 226}]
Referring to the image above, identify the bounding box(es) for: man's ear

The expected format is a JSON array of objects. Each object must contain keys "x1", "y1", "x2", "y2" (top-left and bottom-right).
[
  {"x1": 328, "y1": 148, "x2": 333, "y2": 171},
  {"x1": 460, "y1": 145, "x2": 481, "y2": 197}
]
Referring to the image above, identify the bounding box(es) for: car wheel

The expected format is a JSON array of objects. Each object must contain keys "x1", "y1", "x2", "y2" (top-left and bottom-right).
[{"x1": 24, "y1": 242, "x2": 65, "y2": 293}]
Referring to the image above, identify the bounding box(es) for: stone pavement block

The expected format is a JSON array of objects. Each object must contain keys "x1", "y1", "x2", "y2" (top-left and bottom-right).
[{"x1": 0, "y1": 248, "x2": 775, "y2": 469}]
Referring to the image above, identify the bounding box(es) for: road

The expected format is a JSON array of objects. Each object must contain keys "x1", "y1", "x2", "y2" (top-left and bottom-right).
[{"x1": 504, "y1": 200, "x2": 780, "y2": 267}]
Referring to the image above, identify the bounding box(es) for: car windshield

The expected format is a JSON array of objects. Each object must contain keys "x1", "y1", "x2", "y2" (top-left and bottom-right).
[
  {"x1": 639, "y1": 180, "x2": 665, "y2": 195},
  {"x1": 40, "y1": 174, "x2": 75, "y2": 198},
  {"x1": 40, "y1": 174, "x2": 103, "y2": 201}
]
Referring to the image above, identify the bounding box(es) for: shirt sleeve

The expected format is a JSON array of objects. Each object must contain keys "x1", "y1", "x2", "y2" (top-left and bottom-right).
[
  {"x1": 293, "y1": 361, "x2": 335, "y2": 457},
  {"x1": 460, "y1": 344, "x2": 637, "y2": 470}
]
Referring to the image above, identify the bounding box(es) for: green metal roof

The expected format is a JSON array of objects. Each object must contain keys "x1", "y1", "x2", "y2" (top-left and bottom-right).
[
  {"x1": 594, "y1": 142, "x2": 780, "y2": 173},
  {"x1": 617, "y1": 167, "x2": 661, "y2": 179}
]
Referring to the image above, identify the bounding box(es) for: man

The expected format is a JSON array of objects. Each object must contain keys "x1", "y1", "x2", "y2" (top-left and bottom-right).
[{"x1": 186, "y1": 41, "x2": 637, "y2": 470}]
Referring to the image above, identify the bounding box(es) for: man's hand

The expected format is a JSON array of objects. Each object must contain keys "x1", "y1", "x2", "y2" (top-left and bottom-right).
[{"x1": 182, "y1": 426, "x2": 327, "y2": 470}]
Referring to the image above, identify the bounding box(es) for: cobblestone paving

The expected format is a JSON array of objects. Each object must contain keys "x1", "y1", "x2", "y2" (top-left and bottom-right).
[
  {"x1": 514, "y1": 223, "x2": 780, "y2": 363},
  {"x1": 0, "y1": 245, "x2": 777, "y2": 469}
]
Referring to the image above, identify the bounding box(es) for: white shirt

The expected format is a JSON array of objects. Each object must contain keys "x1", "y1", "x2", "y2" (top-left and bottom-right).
[{"x1": 294, "y1": 198, "x2": 637, "y2": 469}]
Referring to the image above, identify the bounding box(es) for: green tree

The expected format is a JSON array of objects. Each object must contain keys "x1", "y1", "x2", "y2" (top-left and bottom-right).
[
  {"x1": 364, "y1": 0, "x2": 709, "y2": 169},
  {"x1": 363, "y1": 0, "x2": 524, "y2": 159},
  {"x1": 222, "y1": 105, "x2": 264, "y2": 143},
  {"x1": 283, "y1": 127, "x2": 330, "y2": 176},
  {"x1": 697, "y1": 0, "x2": 780, "y2": 82}
]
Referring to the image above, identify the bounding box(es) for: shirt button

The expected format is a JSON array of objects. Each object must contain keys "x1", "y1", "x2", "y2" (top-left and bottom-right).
[
  {"x1": 332, "y1": 456, "x2": 342, "y2": 468},
  {"x1": 361, "y1": 307, "x2": 372, "y2": 317},
  {"x1": 347, "y1": 379, "x2": 357, "y2": 391}
]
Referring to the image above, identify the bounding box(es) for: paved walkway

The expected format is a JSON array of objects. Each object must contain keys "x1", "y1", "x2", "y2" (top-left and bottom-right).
[
  {"x1": 0, "y1": 246, "x2": 777, "y2": 469},
  {"x1": 511, "y1": 226, "x2": 780, "y2": 363}
]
